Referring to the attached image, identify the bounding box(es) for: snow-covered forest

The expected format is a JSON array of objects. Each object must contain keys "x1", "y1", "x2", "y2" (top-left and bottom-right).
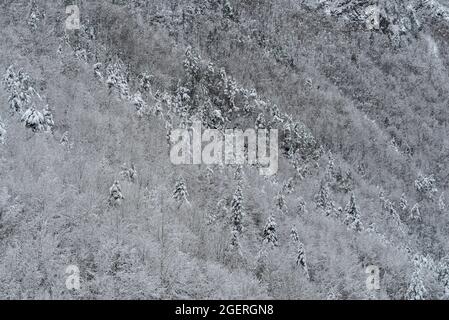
[{"x1": 1, "y1": 0, "x2": 449, "y2": 300}]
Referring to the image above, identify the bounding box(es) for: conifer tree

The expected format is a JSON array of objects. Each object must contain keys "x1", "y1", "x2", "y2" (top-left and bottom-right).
[
  {"x1": 296, "y1": 241, "x2": 310, "y2": 279},
  {"x1": 61, "y1": 131, "x2": 69, "y2": 143},
  {"x1": 222, "y1": 0, "x2": 235, "y2": 20},
  {"x1": 290, "y1": 226, "x2": 299, "y2": 242},
  {"x1": 2, "y1": 66, "x2": 34, "y2": 113},
  {"x1": 406, "y1": 269, "x2": 427, "y2": 300},
  {"x1": 344, "y1": 193, "x2": 363, "y2": 232},
  {"x1": 282, "y1": 177, "x2": 295, "y2": 194},
  {"x1": 120, "y1": 163, "x2": 137, "y2": 183},
  {"x1": 275, "y1": 192, "x2": 288, "y2": 214},
  {"x1": 315, "y1": 180, "x2": 334, "y2": 216},
  {"x1": 0, "y1": 116, "x2": 5, "y2": 144},
  {"x1": 255, "y1": 113, "x2": 266, "y2": 129},
  {"x1": 439, "y1": 193, "x2": 446, "y2": 213},
  {"x1": 410, "y1": 203, "x2": 421, "y2": 221},
  {"x1": 325, "y1": 152, "x2": 336, "y2": 182},
  {"x1": 21, "y1": 106, "x2": 44, "y2": 132},
  {"x1": 109, "y1": 180, "x2": 124, "y2": 206},
  {"x1": 415, "y1": 173, "x2": 437, "y2": 200},
  {"x1": 262, "y1": 215, "x2": 278, "y2": 246},
  {"x1": 290, "y1": 226, "x2": 310, "y2": 278},
  {"x1": 231, "y1": 184, "x2": 244, "y2": 233},
  {"x1": 438, "y1": 258, "x2": 449, "y2": 298},
  {"x1": 399, "y1": 193, "x2": 408, "y2": 212},
  {"x1": 42, "y1": 105, "x2": 54, "y2": 132},
  {"x1": 173, "y1": 176, "x2": 189, "y2": 208}
]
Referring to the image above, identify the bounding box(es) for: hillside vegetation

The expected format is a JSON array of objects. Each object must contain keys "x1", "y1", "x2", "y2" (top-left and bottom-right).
[{"x1": 1, "y1": 0, "x2": 449, "y2": 299}]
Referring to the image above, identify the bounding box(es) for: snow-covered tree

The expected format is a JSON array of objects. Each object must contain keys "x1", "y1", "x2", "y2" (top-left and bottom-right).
[
  {"x1": 93, "y1": 63, "x2": 103, "y2": 81},
  {"x1": 21, "y1": 107, "x2": 44, "y2": 132},
  {"x1": 325, "y1": 152, "x2": 336, "y2": 182},
  {"x1": 290, "y1": 225, "x2": 310, "y2": 278},
  {"x1": 255, "y1": 113, "x2": 266, "y2": 129},
  {"x1": 2, "y1": 66, "x2": 34, "y2": 113},
  {"x1": 406, "y1": 269, "x2": 427, "y2": 300},
  {"x1": 27, "y1": 0, "x2": 43, "y2": 31},
  {"x1": 439, "y1": 192, "x2": 446, "y2": 213},
  {"x1": 230, "y1": 184, "x2": 244, "y2": 233},
  {"x1": 399, "y1": 193, "x2": 408, "y2": 211},
  {"x1": 109, "y1": 180, "x2": 124, "y2": 206},
  {"x1": 415, "y1": 173, "x2": 437, "y2": 199},
  {"x1": 295, "y1": 241, "x2": 310, "y2": 278},
  {"x1": 120, "y1": 163, "x2": 137, "y2": 183},
  {"x1": 224, "y1": 229, "x2": 244, "y2": 268},
  {"x1": 344, "y1": 193, "x2": 363, "y2": 232},
  {"x1": 315, "y1": 180, "x2": 334, "y2": 216},
  {"x1": 173, "y1": 176, "x2": 189, "y2": 207},
  {"x1": 234, "y1": 165, "x2": 243, "y2": 181},
  {"x1": 222, "y1": 0, "x2": 235, "y2": 20},
  {"x1": 139, "y1": 72, "x2": 152, "y2": 93},
  {"x1": 60, "y1": 131, "x2": 69, "y2": 145},
  {"x1": 282, "y1": 177, "x2": 295, "y2": 194},
  {"x1": 42, "y1": 105, "x2": 54, "y2": 132},
  {"x1": 0, "y1": 116, "x2": 6, "y2": 144},
  {"x1": 20, "y1": 105, "x2": 53, "y2": 133},
  {"x1": 290, "y1": 226, "x2": 299, "y2": 242},
  {"x1": 106, "y1": 61, "x2": 130, "y2": 100},
  {"x1": 262, "y1": 215, "x2": 278, "y2": 246},
  {"x1": 132, "y1": 92, "x2": 149, "y2": 117},
  {"x1": 410, "y1": 203, "x2": 421, "y2": 221},
  {"x1": 438, "y1": 258, "x2": 449, "y2": 298},
  {"x1": 275, "y1": 192, "x2": 288, "y2": 214}
]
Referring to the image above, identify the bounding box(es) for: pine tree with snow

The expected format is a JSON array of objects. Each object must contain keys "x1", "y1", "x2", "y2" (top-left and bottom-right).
[
  {"x1": 230, "y1": 184, "x2": 244, "y2": 233},
  {"x1": 109, "y1": 180, "x2": 124, "y2": 206},
  {"x1": 93, "y1": 63, "x2": 103, "y2": 81},
  {"x1": 173, "y1": 176, "x2": 189, "y2": 208},
  {"x1": 282, "y1": 177, "x2": 295, "y2": 194},
  {"x1": 255, "y1": 113, "x2": 266, "y2": 129},
  {"x1": 2, "y1": 66, "x2": 34, "y2": 113},
  {"x1": 132, "y1": 92, "x2": 149, "y2": 117},
  {"x1": 438, "y1": 258, "x2": 449, "y2": 298},
  {"x1": 222, "y1": 0, "x2": 235, "y2": 21},
  {"x1": 42, "y1": 105, "x2": 54, "y2": 132},
  {"x1": 27, "y1": 0, "x2": 42, "y2": 31},
  {"x1": 399, "y1": 193, "x2": 408, "y2": 212},
  {"x1": 296, "y1": 241, "x2": 310, "y2": 278},
  {"x1": 224, "y1": 229, "x2": 244, "y2": 268},
  {"x1": 60, "y1": 131, "x2": 69, "y2": 145},
  {"x1": 120, "y1": 163, "x2": 137, "y2": 183},
  {"x1": 315, "y1": 180, "x2": 334, "y2": 216},
  {"x1": 275, "y1": 192, "x2": 288, "y2": 214},
  {"x1": 21, "y1": 106, "x2": 44, "y2": 132},
  {"x1": 234, "y1": 165, "x2": 243, "y2": 181},
  {"x1": 410, "y1": 203, "x2": 421, "y2": 221},
  {"x1": 344, "y1": 193, "x2": 363, "y2": 232},
  {"x1": 406, "y1": 269, "x2": 427, "y2": 300},
  {"x1": 290, "y1": 225, "x2": 310, "y2": 278},
  {"x1": 290, "y1": 226, "x2": 299, "y2": 242},
  {"x1": 139, "y1": 72, "x2": 152, "y2": 93},
  {"x1": 325, "y1": 152, "x2": 336, "y2": 182},
  {"x1": 415, "y1": 173, "x2": 437, "y2": 199},
  {"x1": 0, "y1": 116, "x2": 6, "y2": 144},
  {"x1": 439, "y1": 193, "x2": 446, "y2": 213},
  {"x1": 106, "y1": 61, "x2": 130, "y2": 100},
  {"x1": 262, "y1": 215, "x2": 278, "y2": 246}
]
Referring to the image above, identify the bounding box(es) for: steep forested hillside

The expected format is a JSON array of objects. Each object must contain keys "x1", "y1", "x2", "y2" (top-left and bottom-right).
[{"x1": 1, "y1": 0, "x2": 449, "y2": 299}]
